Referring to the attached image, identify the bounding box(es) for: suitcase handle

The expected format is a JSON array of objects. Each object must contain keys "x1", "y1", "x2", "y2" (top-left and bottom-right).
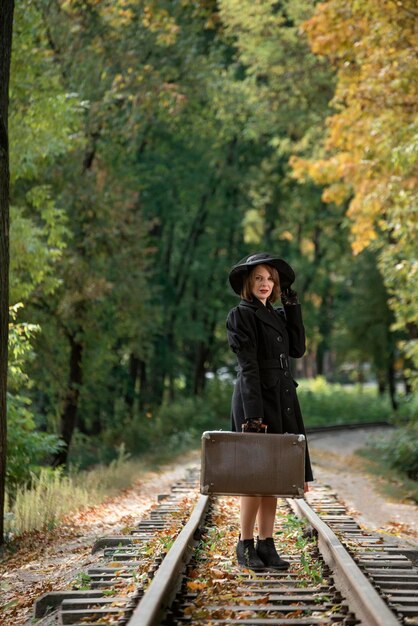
[{"x1": 241, "y1": 418, "x2": 268, "y2": 433}]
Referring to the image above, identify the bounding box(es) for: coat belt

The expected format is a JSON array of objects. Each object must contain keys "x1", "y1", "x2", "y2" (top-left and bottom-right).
[{"x1": 259, "y1": 355, "x2": 289, "y2": 370}]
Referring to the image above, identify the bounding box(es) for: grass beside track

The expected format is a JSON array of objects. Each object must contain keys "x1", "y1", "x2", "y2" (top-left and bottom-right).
[
  {"x1": 3, "y1": 447, "x2": 197, "y2": 541},
  {"x1": 357, "y1": 446, "x2": 418, "y2": 504}
]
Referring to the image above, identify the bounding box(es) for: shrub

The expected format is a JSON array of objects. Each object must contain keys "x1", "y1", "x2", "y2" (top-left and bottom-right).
[
  {"x1": 68, "y1": 381, "x2": 231, "y2": 469},
  {"x1": 7, "y1": 394, "x2": 63, "y2": 493},
  {"x1": 373, "y1": 420, "x2": 418, "y2": 480},
  {"x1": 297, "y1": 377, "x2": 396, "y2": 426},
  {"x1": 7, "y1": 308, "x2": 63, "y2": 494},
  {"x1": 395, "y1": 393, "x2": 418, "y2": 422},
  {"x1": 118, "y1": 392, "x2": 229, "y2": 460}
]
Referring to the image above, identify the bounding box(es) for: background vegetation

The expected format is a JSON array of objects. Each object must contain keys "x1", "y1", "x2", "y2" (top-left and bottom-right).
[{"x1": 3, "y1": 0, "x2": 417, "y2": 535}]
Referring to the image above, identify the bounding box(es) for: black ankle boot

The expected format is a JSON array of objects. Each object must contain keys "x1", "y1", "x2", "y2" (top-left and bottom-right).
[
  {"x1": 236, "y1": 538, "x2": 266, "y2": 570},
  {"x1": 256, "y1": 537, "x2": 290, "y2": 570}
]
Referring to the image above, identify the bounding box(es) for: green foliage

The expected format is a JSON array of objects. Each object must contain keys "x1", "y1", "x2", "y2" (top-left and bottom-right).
[
  {"x1": 6, "y1": 395, "x2": 62, "y2": 493},
  {"x1": 371, "y1": 421, "x2": 418, "y2": 481},
  {"x1": 10, "y1": 196, "x2": 67, "y2": 303},
  {"x1": 9, "y1": 1, "x2": 82, "y2": 183},
  {"x1": 393, "y1": 393, "x2": 418, "y2": 422},
  {"x1": 69, "y1": 380, "x2": 231, "y2": 469},
  {"x1": 154, "y1": 395, "x2": 228, "y2": 450},
  {"x1": 9, "y1": 1, "x2": 79, "y2": 304},
  {"x1": 202, "y1": 378, "x2": 233, "y2": 422},
  {"x1": 72, "y1": 573, "x2": 92, "y2": 591},
  {"x1": 281, "y1": 513, "x2": 323, "y2": 584},
  {"x1": 297, "y1": 377, "x2": 399, "y2": 426},
  {"x1": 6, "y1": 0, "x2": 81, "y2": 494},
  {"x1": 8, "y1": 305, "x2": 39, "y2": 389},
  {"x1": 7, "y1": 306, "x2": 62, "y2": 493},
  {"x1": 295, "y1": 0, "x2": 418, "y2": 388},
  {"x1": 331, "y1": 250, "x2": 401, "y2": 399},
  {"x1": 380, "y1": 241, "x2": 418, "y2": 391}
]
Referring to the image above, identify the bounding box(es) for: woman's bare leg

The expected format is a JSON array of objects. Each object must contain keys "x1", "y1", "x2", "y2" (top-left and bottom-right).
[
  {"x1": 257, "y1": 496, "x2": 277, "y2": 539},
  {"x1": 240, "y1": 496, "x2": 261, "y2": 539},
  {"x1": 256, "y1": 496, "x2": 289, "y2": 569}
]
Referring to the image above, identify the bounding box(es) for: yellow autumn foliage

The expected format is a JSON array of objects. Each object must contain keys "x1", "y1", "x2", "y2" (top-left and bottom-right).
[
  {"x1": 292, "y1": 0, "x2": 418, "y2": 255},
  {"x1": 142, "y1": 1, "x2": 180, "y2": 45},
  {"x1": 291, "y1": 0, "x2": 418, "y2": 382}
]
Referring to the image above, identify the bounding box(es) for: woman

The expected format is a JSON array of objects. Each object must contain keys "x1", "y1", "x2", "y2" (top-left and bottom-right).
[{"x1": 226, "y1": 252, "x2": 313, "y2": 571}]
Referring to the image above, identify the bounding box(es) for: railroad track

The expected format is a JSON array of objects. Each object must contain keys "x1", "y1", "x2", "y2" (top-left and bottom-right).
[
  {"x1": 305, "y1": 421, "x2": 393, "y2": 434},
  {"x1": 33, "y1": 461, "x2": 417, "y2": 626}
]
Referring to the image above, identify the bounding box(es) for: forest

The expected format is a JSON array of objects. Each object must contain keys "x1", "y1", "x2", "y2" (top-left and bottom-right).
[{"x1": 0, "y1": 0, "x2": 417, "y2": 543}]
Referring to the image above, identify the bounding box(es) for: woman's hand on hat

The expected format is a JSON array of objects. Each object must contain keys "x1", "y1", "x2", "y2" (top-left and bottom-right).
[{"x1": 281, "y1": 287, "x2": 299, "y2": 305}]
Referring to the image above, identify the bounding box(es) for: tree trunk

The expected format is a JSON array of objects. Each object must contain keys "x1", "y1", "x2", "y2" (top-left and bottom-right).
[
  {"x1": 0, "y1": 0, "x2": 15, "y2": 546},
  {"x1": 316, "y1": 290, "x2": 333, "y2": 379},
  {"x1": 388, "y1": 360, "x2": 398, "y2": 412},
  {"x1": 138, "y1": 359, "x2": 147, "y2": 411},
  {"x1": 315, "y1": 343, "x2": 325, "y2": 376},
  {"x1": 168, "y1": 373, "x2": 175, "y2": 402},
  {"x1": 148, "y1": 336, "x2": 167, "y2": 407},
  {"x1": 192, "y1": 313, "x2": 217, "y2": 395},
  {"x1": 377, "y1": 372, "x2": 386, "y2": 395},
  {"x1": 125, "y1": 353, "x2": 140, "y2": 417},
  {"x1": 193, "y1": 341, "x2": 208, "y2": 395},
  {"x1": 403, "y1": 371, "x2": 412, "y2": 396},
  {"x1": 52, "y1": 335, "x2": 83, "y2": 467}
]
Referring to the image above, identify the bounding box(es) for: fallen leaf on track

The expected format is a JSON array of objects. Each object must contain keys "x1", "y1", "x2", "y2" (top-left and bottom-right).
[
  {"x1": 254, "y1": 595, "x2": 270, "y2": 604},
  {"x1": 210, "y1": 567, "x2": 226, "y2": 578},
  {"x1": 187, "y1": 581, "x2": 207, "y2": 591}
]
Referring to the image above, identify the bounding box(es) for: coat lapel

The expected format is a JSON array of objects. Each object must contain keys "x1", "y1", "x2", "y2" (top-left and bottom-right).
[{"x1": 239, "y1": 299, "x2": 286, "y2": 334}]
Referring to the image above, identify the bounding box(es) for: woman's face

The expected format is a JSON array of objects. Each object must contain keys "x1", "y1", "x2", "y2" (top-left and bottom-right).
[{"x1": 250, "y1": 265, "x2": 274, "y2": 305}]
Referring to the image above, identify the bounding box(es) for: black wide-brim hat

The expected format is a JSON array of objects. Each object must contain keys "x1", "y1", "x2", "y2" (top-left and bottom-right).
[{"x1": 229, "y1": 252, "x2": 295, "y2": 295}]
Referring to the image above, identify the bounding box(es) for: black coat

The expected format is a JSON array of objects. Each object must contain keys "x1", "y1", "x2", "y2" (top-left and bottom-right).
[{"x1": 226, "y1": 297, "x2": 313, "y2": 482}]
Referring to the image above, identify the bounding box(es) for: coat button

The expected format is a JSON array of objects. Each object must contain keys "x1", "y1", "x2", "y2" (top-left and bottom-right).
[
  {"x1": 285, "y1": 388, "x2": 290, "y2": 394},
  {"x1": 286, "y1": 407, "x2": 292, "y2": 414},
  {"x1": 284, "y1": 371, "x2": 290, "y2": 378},
  {"x1": 276, "y1": 336, "x2": 283, "y2": 342}
]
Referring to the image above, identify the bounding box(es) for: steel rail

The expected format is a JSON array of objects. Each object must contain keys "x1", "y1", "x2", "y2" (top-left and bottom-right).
[
  {"x1": 128, "y1": 493, "x2": 210, "y2": 626},
  {"x1": 291, "y1": 497, "x2": 401, "y2": 626},
  {"x1": 306, "y1": 420, "x2": 392, "y2": 433}
]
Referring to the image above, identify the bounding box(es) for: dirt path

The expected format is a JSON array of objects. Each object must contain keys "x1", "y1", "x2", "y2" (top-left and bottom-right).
[
  {"x1": 308, "y1": 427, "x2": 418, "y2": 546},
  {"x1": 1, "y1": 430, "x2": 416, "y2": 625}
]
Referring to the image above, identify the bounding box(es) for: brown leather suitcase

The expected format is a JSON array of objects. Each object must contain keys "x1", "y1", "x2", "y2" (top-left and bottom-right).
[{"x1": 200, "y1": 431, "x2": 305, "y2": 497}]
